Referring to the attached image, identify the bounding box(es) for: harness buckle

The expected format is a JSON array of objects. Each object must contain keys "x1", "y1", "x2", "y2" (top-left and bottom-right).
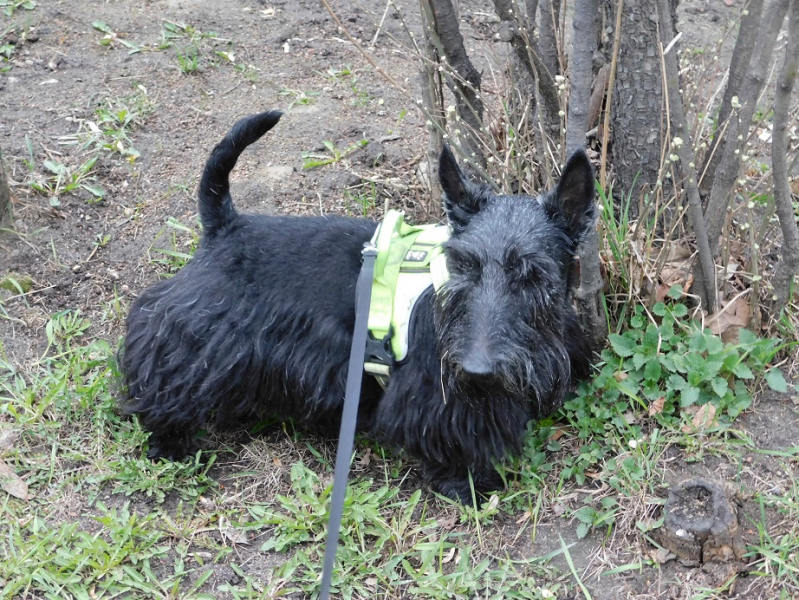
[{"x1": 364, "y1": 327, "x2": 395, "y2": 376}]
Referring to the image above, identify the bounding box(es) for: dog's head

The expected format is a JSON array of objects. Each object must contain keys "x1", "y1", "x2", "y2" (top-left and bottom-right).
[{"x1": 434, "y1": 147, "x2": 596, "y2": 408}]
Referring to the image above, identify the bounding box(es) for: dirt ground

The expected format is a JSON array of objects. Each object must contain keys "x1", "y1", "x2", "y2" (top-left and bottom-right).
[{"x1": 1, "y1": 0, "x2": 798, "y2": 598}]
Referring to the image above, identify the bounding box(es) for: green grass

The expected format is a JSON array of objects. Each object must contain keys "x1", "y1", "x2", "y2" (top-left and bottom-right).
[{"x1": 2, "y1": 286, "x2": 797, "y2": 597}]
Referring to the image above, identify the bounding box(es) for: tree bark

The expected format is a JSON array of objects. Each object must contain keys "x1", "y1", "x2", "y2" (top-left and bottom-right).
[
  {"x1": 770, "y1": 1, "x2": 799, "y2": 310},
  {"x1": 423, "y1": 0, "x2": 486, "y2": 167},
  {"x1": 0, "y1": 146, "x2": 10, "y2": 227},
  {"x1": 656, "y1": 0, "x2": 717, "y2": 310},
  {"x1": 610, "y1": 0, "x2": 673, "y2": 219},
  {"x1": 568, "y1": 0, "x2": 606, "y2": 351},
  {"x1": 698, "y1": 0, "x2": 764, "y2": 196},
  {"x1": 565, "y1": 0, "x2": 598, "y2": 156}
]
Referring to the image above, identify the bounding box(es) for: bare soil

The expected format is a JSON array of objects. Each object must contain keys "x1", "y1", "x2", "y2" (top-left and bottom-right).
[{"x1": 1, "y1": 0, "x2": 797, "y2": 598}]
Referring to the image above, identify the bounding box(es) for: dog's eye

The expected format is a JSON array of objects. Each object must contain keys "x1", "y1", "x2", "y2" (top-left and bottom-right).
[
  {"x1": 447, "y1": 250, "x2": 481, "y2": 280},
  {"x1": 507, "y1": 257, "x2": 540, "y2": 285}
]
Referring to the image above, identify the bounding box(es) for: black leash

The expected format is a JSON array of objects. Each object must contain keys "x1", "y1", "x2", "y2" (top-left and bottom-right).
[{"x1": 318, "y1": 241, "x2": 378, "y2": 600}]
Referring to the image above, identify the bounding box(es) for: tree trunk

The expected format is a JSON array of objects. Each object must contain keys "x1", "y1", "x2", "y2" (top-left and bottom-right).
[
  {"x1": 565, "y1": 0, "x2": 598, "y2": 156},
  {"x1": 702, "y1": 0, "x2": 789, "y2": 254},
  {"x1": 610, "y1": 0, "x2": 675, "y2": 219},
  {"x1": 698, "y1": 0, "x2": 764, "y2": 196},
  {"x1": 419, "y1": 0, "x2": 445, "y2": 206},
  {"x1": 424, "y1": 0, "x2": 486, "y2": 167},
  {"x1": 568, "y1": 0, "x2": 607, "y2": 351},
  {"x1": 0, "y1": 146, "x2": 10, "y2": 226},
  {"x1": 770, "y1": 1, "x2": 799, "y2": 310},
  {"x1": 656, "y1": 0, "x2": 717, "y2": 310},
  {"x1": 492, "y1": 0, "x2": 561, "y2": 145}
]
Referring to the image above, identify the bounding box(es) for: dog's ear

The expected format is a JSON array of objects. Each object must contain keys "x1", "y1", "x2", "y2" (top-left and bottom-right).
[
  {"x1": 541, "y1": 149, "x2": 597, "y2": 244},
  {"x1": 439, "y1": 145, "x2": 490, "y2": 234}
]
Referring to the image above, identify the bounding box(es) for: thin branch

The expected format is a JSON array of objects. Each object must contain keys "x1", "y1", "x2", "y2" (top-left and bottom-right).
[
  {"x1": 656, "y1": 0, "x2": 717, "y2": 310},
  {"x1": 703, "y1": 0, "x2": 790, "y2": 254},
  {"x1": 422, "y1": 0, "x2": 486, "y2": 167},
  {"x1": 600, "y1": 0, "x2": 624, "y2": 189},
  {"x1": 492, "y1": 0, "x2": 561, "y2": 140},
  {"x1": 699, "y1": 0, "x2": 765, "y2": 195},
  {"x1": 771, "y1": 1, "x2": 799, "y2": 309}
]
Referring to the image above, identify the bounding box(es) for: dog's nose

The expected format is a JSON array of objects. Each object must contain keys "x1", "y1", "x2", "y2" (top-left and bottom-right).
[{"x1": 460, "y1": 354, "x2": 497, "y2": 382}]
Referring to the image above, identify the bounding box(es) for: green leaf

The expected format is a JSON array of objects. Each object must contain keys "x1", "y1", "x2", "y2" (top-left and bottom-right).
[
  {"x1": 680, "y1": 386, "x2": 700, "y2": 407},
  {"x1": 576, "y1": 522, "x2": 590, "y2": 539},
  {"x1": 667, "y1": 284, "x2": 683, "y2": 299},
  {"x1": 609, "y1": 333, "x2": 637, "y2": 358},
  {"x1": 764, "y1": 369, "x2": 788, "y2": 393},
  {"x1": 92, "y1": 20, "x2": 113, "y2": 33},
  {"x1": 653, "y1": 302, "x2": 667, "y2": 317},
  {"x1": 710, "y1": 377, "x2": 728, "y2": 397},
  {"x1": 644, "y1": 358, "x2": 662, "y2": 382},
  {"x1": 733, "y1": 363, "x2": 754, "y2": 379},
  {"x1": 670, "y1": 304, "x2": 688, "y2": 318},
  {"x1": 572, "y1": 506, "x2": 597, "y2": 524}
]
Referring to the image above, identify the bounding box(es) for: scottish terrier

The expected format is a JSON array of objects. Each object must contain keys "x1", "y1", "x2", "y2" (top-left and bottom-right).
[{"x1": 121, "y1": 110, "x2": 596, "y2": 501}]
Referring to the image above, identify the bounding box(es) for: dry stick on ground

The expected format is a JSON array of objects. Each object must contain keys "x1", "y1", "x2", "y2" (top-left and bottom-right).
[
  {"x1": 702, "y1": 0, "x2": 789, "y2": 256},
  {"x1": 699, "y1": 0, "x2": 765, "y2": 196},
  {"x1": 421, "y1": 0, "x2": 486, "y2": 168},
  {"x1": 492, "y1": 0, "x2": 561, "y2": 145},
  {"x1": 770, "y1": 2, "x2": 799, "y2": 311},
  {"x1": 656, "y1": 0, "x2": 717, "y2": 311},
  {"x1": 0, "y1": 147, "x2": 10, "y2": 226}
]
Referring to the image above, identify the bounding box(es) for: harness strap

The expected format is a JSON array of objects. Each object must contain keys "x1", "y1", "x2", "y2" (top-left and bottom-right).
[
  {"x1": 318, "y1": 241, "x2": 378, "y2": 600},
  {"x1": 365, "y1": 210, "x2": 450, "y2": 382}
]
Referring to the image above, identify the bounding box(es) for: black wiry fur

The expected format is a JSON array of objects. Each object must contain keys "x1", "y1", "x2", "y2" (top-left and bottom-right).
[{"x1": 121, "y1": 111, "x2": 596, "y2": 501}]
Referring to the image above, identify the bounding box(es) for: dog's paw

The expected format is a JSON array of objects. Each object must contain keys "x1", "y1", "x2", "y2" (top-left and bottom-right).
[
  {"x1": 145, "y1": 436, "x2": 195, "y2": 461},
  {"x1": 429, "y1": 469, "x2": 505, "y2": 504}
]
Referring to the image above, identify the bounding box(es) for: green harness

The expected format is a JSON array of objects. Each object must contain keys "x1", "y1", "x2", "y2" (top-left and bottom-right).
[{"x1": 364, "y1": 210, "x2": 450, "y2": 385}]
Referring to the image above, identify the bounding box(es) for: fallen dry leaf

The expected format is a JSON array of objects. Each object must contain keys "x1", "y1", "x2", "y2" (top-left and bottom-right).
[
  {"x1": 221, "y1": 525, "x2": 250, "y2": 545},
  {"x1": 650, "y1": 547, "x2": 677, "y2": 563},
  {"x1": 0, "y1": 429, "x2": 19, "y2": 452},
  {"x1": 707, "y1": 295, "x2": 750, "y2": 337},
  {"x1": 442, "y1": 546, "x2": 457, "y2": 564},
  {"x1": 516, "y1": 511, "x2": 531, "y2": 525},
  {"x1": 649, "y1": 396, "x2": 666, "y2": 416},
  {"x1": 683, "y1": 403, "x2": 717, "y2": 433},
  {"x1": 0, "y1": 458, "x2": 28, "y2": 500},
  {"x1": 358, "y1": 448, "x2": 372, "y2": 469},
  {"x1": 548, "y1": 424, "x2": 569, "y2": 441}
]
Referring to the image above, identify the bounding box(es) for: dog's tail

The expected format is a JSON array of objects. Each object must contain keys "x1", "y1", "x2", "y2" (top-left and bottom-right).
[{"x1": 198, "y1": 110, "x2": 283, "y2": 236}]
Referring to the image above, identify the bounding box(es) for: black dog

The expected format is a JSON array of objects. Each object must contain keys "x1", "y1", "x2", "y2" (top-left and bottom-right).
[{"x1": 121, "y1": 111, "x2": 596, "y2": 501}]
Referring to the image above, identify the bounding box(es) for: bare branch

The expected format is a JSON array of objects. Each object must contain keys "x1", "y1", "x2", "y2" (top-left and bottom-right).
[
  {"x1": 537, "y1": 0, "x2": 561, "y2": 80},
  {"x1": 770, "y1": 1, "x2": 799, "y2": 310},
  {"x1": 656, "y1": 0, "x2": 717, "y2": 310},
  {"x1": 418, "y1": 3, "x2": 445, "y2": 201},
  {"x1": 703, "y1": 0, "x2": 789, "y2": 254},
  {"x1": 699, "y1": 0, "x2": 764, "y2": 195},
  {"x1": 492, "y1": 0, "x2": 561, "y2": 140},
  {"x1": 422, "y1": 0, "x2": 486, "y2": 166}
]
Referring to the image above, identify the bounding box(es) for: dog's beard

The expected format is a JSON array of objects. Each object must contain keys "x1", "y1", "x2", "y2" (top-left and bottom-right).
[{"x1": 435, "y1": 288, "x2": 572, "y2": 412}]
